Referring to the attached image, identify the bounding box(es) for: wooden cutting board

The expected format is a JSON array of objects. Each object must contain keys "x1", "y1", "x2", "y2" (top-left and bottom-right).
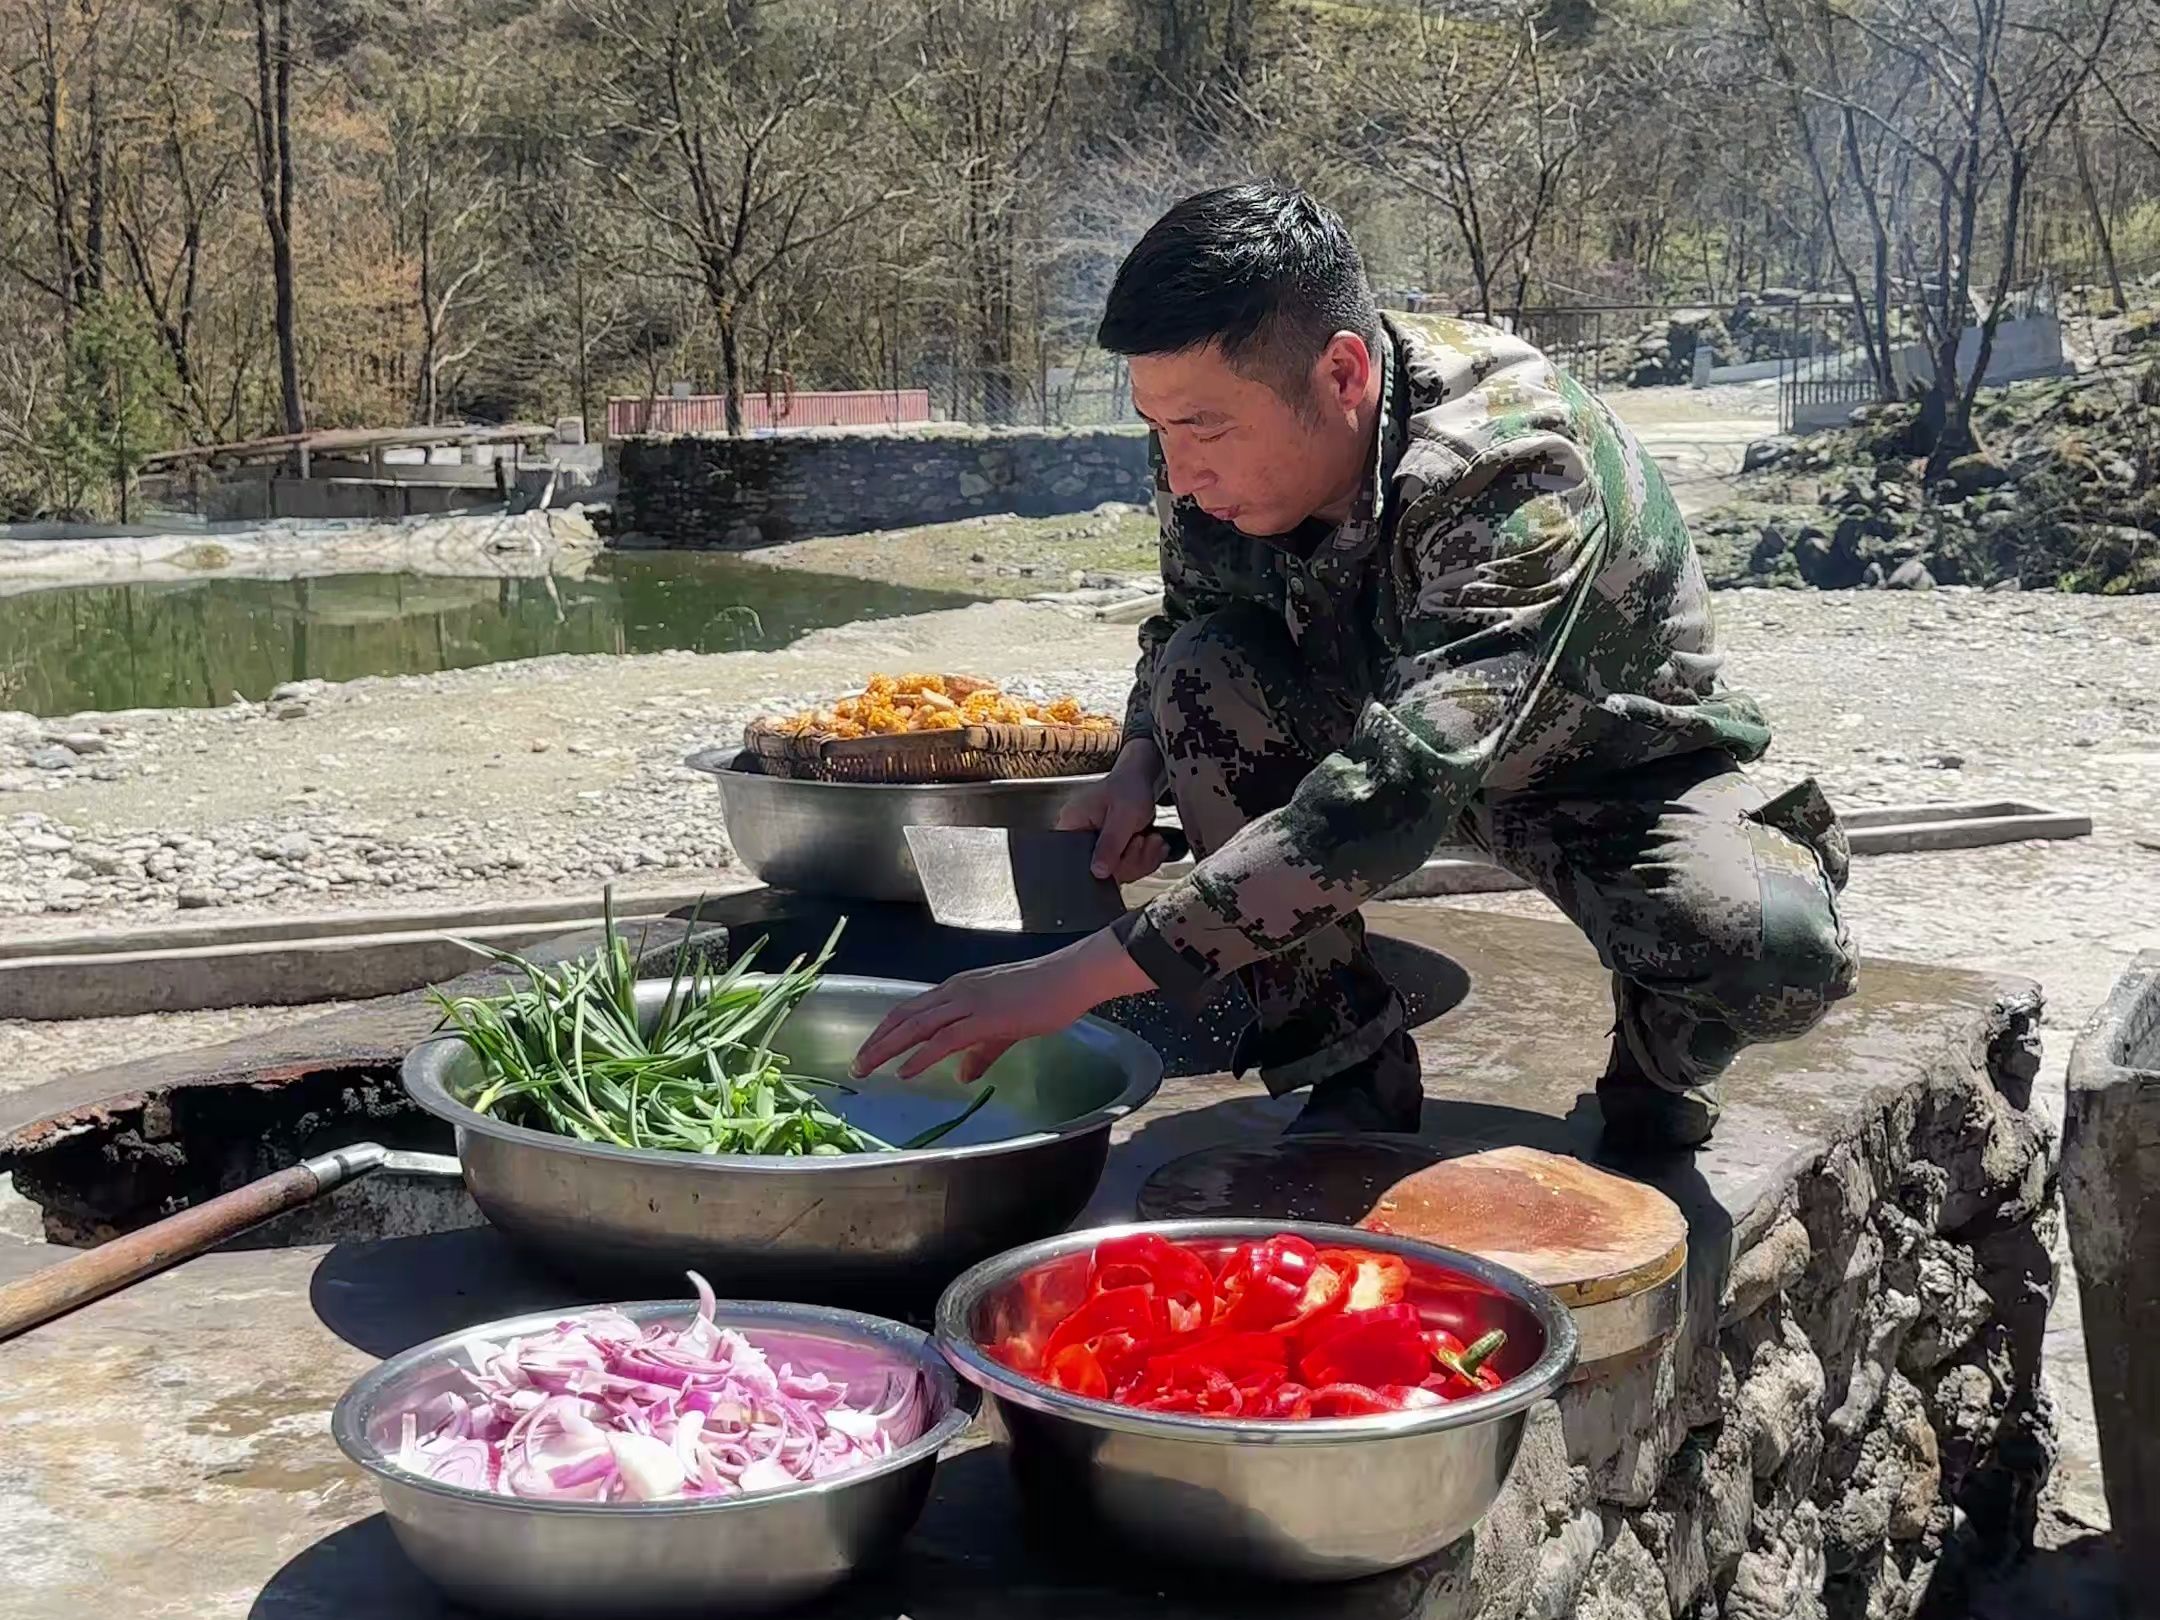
[{"x1": 1136, "y1": 1137, "x2": 1688, "y2": 1368}]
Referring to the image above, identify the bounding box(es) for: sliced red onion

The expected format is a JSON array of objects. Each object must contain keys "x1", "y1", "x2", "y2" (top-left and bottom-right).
[{"x1": 385, "y1": 1273, "x2": 927, "y2": 1503}]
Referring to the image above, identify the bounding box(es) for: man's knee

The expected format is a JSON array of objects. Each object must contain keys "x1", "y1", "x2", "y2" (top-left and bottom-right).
[{"x1": 1716, "y1": 880, "x2": 1859, "y2": 1042}]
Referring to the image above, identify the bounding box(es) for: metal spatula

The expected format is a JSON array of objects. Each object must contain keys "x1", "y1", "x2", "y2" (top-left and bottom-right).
[{"x1": 905, "y1": 824, "x2": 1189, "y2": 933}]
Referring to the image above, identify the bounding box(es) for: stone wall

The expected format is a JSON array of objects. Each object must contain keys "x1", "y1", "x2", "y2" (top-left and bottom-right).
[
  {"x1": 613, "y1": 425, "x2": 1153, "y2": 548},
  {"x1": 2063, "y1": 951, "x2": 2160, "y2": 1602},
  {"x1": 1444, "y1": 985, "x2": 2055, "y2": 1620}
]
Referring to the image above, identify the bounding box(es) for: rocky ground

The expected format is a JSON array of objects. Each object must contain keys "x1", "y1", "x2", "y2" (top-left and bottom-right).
[
  {"x1": 723, "y1": 381, "x2": 1775, "y2": 603},
  {"x1": 0, "y1": 602, "x2": 1144, "y2": 930},
  {"x1": 1695, "y1": 346, "x2": 2160, "y2": 595},
  {"x1": 0, "y1": 585, "x2": 2142, "y2": 940}
]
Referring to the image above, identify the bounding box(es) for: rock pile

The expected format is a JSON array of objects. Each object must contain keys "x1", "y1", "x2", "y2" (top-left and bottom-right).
[
  {"x1": 1601, "y1": 290, "x2": 1872, "y2": 387},
  {"x1": 1694, "y1": 357, "x2": 2160, "y2": 593}
]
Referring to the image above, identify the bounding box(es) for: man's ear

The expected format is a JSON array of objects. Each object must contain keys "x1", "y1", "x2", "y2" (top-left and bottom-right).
[{"x1": 1316, "y1": 331, "x2": 1374, "y2": 416}]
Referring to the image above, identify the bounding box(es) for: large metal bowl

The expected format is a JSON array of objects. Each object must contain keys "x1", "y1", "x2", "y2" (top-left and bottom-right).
[
  {"x1": 404, "y1": 976, "x2": 1163, "y2": 1301},
  {"x1": 332, "y1": 1298, "x2": 976, "y2": 1617},
  {"x1": 685, "y1": 747, "x2": 1102, "y2": 902},
  {"x1": 934, "y1": 1218, "x2": 1579, "y2": 1582}
]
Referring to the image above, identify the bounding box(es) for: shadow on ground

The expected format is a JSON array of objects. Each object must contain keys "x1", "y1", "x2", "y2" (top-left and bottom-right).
[{"x1": 1937, "y1": 1531, "x2": 2121, "y2": 1620}]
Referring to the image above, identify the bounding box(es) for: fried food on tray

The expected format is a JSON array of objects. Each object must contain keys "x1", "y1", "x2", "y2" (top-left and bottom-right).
[{"x1": 766, "y1": 672, "x2": 1117, "y2": 739}]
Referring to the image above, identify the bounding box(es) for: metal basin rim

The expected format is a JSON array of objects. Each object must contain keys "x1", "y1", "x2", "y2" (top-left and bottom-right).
[
  {"x1": 684, "y1": 750, "x2": 1106, "y2": 793},
  {"x1": 331, "y1": 1298, "x2": 977, "y2": 1517},
  {"x1": 933, "y1": 1217, "x2": 1581, "y2": 1445}
]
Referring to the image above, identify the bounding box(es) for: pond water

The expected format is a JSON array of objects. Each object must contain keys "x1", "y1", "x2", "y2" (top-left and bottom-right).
[{"x1": 0, "y1": 552, "x2": 978, "y2": 715}]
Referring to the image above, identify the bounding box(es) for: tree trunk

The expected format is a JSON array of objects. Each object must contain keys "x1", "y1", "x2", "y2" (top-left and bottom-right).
[
  {"x1": 573, "y1": 237, "x2": 591, "y2": 444},
  {"x1": 2071, "y1": 106, "x2": 2126, "y2": 314},
  {"x1": 83, "y1": 11, "x2": 106, "y2": 298},
  {"x1": 255, "y1": 0, "x2": 305, "y2": 436},
  {"x1": 39, "y1": 9, "x2": 84, "y2": 321},
  {"x1": 417, "y1": 189, "x2": 438, "y2": 425},
  {"x1": 720, "y1": 309, "x2": 744, "y2": 437}
]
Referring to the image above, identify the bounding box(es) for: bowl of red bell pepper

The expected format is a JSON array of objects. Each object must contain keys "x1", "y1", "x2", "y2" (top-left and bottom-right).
[{"x1": 932, "y1": 1219, "x2": 1578, "y2": 1582}]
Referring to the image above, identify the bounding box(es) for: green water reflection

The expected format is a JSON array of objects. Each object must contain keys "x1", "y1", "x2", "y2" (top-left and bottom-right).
[{"x1": 0, "y1": 552, "x2": 979, "y2": 715}]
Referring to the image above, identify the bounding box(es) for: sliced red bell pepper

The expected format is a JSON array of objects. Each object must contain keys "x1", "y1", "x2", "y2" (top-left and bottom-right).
[
  {"x1": 1089, "y1": 1233, "x2": 1217, "y2": 1333},
  {"x1": 1260, "y1": 1381, "x2": 1314, "y2": 1420},
  {"x1": 1306, "y1": 1382, "x2": 1398, "y2": 1417},
  {"x1": 1139, "y1": 1330, "x2": 1287, "y2": 1383},
  {"x1": 1125, "y1": 1330, "x2": 1287, "y2": 1406},
  {"x1": 1294, "y1": 1300, "x2": 1419, "y2": 1365},
  {"x1": 1215, "y1": 1235, "x2": 1320, "y2": 1332},
  {"x1": 1040, "y1": 1284, "x2": 1163, "y2": 1383},
  {"x1": 1046, "y1": 1343, "x2": 1109, "y2": 1398},
  {"x1": 1136, "y1": 1362, "x2": 1243, "y2": 1415},
  {"x1": 1315, "y1": 1248, "x2": 1411, "y2": 1313},
  {"x1": 1297, "y1": 1303, "x2": 1429, "y2": 1389},
  {"x1": 1269, "y1": 1252, "x2": 1350, "y2": 1340}
]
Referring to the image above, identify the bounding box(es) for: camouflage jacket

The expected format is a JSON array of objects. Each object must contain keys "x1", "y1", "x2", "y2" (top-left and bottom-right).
[{"x1": 1119, "y1": 313, "x2": 1772, "y2": 999}]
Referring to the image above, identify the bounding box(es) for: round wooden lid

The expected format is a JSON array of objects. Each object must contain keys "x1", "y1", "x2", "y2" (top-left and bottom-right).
[{"x1": 1137, "y1": 1138, "x2": 1687, "y2": 1312}]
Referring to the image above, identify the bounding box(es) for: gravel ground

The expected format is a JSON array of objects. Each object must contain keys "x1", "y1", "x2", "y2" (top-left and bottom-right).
[{"x1": 0, "y1": 603, "x2": 1141, "y2": 934}]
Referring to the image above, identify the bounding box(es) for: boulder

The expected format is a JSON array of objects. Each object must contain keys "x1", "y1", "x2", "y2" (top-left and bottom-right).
[
  {"x1": 1797, "y1": 519, "x2": 1871, "y2": 590},
  {"x1": 1944, "y1": 455, "x2": 2013, "y2": 498},
  {"x1": 1887, "y1": 560, "x2": 1937, "y2": 590},
  {"x1": 1743, "y1": 437, "x2": 1796, "y2": 475}
]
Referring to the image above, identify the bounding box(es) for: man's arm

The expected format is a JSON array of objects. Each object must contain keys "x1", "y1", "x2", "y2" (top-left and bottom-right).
[
  {"x1": 1117, "y1": 381, "x2": 1610, "y2": 1000},
  {"x1": 1121, "y1": 443, "x2": 1236, "y2": 763}
]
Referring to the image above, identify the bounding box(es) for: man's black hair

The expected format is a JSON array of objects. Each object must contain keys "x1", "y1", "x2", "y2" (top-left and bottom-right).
[{"x1": 1096, "y1": 182, "x2": 1380, "y2": 406}]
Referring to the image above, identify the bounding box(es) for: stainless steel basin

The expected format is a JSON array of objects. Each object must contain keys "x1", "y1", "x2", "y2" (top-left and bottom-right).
[
  {"x1": 935, "y1": 1219, "x2": 1579, "y2": 1581},
  {"x1": 403, "y1": 975, "x2": 1163, "y2": 1302},
  {"x1": 686, "y1": 748, "x2": 1101, "y2": 903},
  {"x1": 333, "y1": 1298, "x2": 975, "y2": 1617}
]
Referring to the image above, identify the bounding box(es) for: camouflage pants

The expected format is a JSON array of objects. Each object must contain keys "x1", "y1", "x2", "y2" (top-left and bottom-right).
[{"x1": 1151, "y1": 604, "x2": 1859, "y2": 1096}]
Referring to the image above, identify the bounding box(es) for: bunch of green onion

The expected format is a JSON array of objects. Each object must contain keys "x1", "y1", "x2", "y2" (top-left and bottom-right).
[{"x1": 429, "y1": 903, "x2": 992, "y2": 1156}]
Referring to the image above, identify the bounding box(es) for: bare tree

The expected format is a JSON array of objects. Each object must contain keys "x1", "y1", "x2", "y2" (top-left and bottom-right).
[
  {"x1": 1741, "y1": 0, "x2": 2126, "y2": 470},
  {"x1": 387, "y1": 54, "x2": 504, "y2": 424},
  {"x1": 109, "y1": 1, "x2": 246, "y2": 436},
  {"x1": 0, "y1": 0, "x2": 145, "y2": 319},
  {"x1": 580, "y1": 0, "x2": 902, "y2": 435},
  {"x1": 888, "y1": 0, "x2": 1076, "y2": 422},
  {"x1": 1355, "y1": 5, "x2": 1597, "y2": 318},
  {"x1": 246, "y1": 0, "x2": 304, "y2": 434}
]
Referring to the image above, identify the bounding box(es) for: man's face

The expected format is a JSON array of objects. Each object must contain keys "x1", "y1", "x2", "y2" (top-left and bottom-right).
[{"x1": 1129, "y1": 335, "x2": 1373, "y2": 539}]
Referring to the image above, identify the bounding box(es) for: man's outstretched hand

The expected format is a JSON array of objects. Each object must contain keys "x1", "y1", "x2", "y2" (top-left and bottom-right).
[
  {"x1": 1058, "y1": 738, "x2": 1171, "y2": 882},
  {"x1": 851, "y1": 929, "x2": 1156, "y2": 1084}
]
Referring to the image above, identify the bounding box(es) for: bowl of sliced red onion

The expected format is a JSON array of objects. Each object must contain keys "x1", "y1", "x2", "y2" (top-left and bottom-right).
[{"x1": 331, "y1": 1273, "x2": 974, "y2": 1617}]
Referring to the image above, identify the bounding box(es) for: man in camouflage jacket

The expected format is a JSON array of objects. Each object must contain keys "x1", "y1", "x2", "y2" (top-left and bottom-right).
[{"x1": 856, "y1": 183, "x2": 1856, "y2": 1149}]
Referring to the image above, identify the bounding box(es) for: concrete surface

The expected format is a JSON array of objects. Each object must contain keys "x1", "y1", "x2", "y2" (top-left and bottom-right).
[
  {"x1": 0, "y1": 880, "x2": 757, "y2": 1020},
  {"x1": 0, "y1": 901, "x2": 2056, "y2": 1619}
]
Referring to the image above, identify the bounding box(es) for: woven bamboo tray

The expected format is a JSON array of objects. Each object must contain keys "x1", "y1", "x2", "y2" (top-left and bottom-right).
[{"x1": 743, "y1": 718, "x2": 1122, "y2": 784}]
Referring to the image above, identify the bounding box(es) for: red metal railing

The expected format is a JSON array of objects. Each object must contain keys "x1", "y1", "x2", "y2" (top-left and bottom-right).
[{"x1": 606, "y1": 390, "x2": 933, "y2": 438}]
